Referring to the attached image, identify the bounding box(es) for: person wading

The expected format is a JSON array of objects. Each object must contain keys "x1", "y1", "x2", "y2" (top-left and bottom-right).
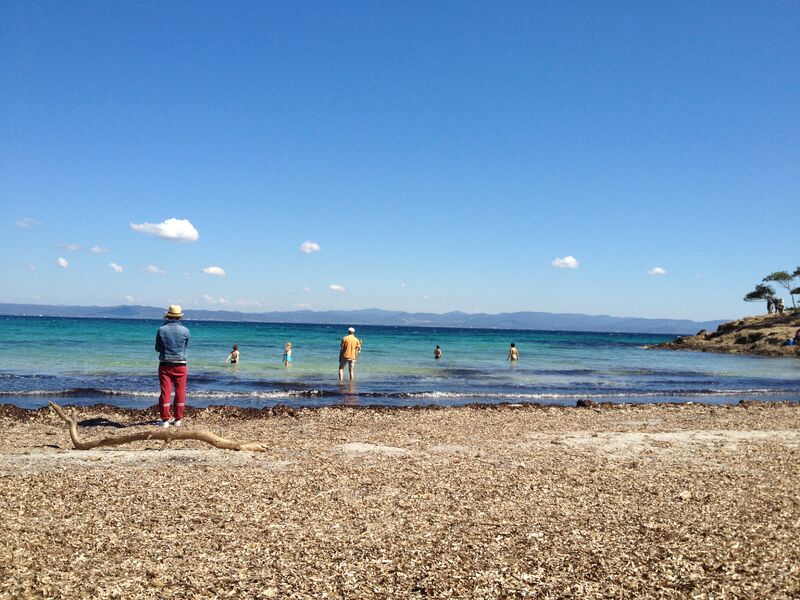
[{"x1": 338, "y1": 326, "x2": 362, "y2": 382}]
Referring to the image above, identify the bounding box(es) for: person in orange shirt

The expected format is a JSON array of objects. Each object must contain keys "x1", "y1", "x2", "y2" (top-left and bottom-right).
[{"x1": 338, "y1": 326, "x2": 362, "y2": 382}]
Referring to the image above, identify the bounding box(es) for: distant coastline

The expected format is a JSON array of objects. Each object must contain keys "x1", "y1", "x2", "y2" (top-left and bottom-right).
[{"x1": 0, "y1": 302, "x2": 725, "y2": 335}]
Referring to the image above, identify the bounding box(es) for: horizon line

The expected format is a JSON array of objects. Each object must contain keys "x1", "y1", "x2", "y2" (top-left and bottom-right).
[{"x1": 0, "y1": 301, "x2": 730, "y2": 324}]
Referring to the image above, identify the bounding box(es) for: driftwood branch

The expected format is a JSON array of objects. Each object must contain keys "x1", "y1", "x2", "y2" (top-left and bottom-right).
[{"x1": 48, "y1": 402, "x2": 268, "y2": 452}]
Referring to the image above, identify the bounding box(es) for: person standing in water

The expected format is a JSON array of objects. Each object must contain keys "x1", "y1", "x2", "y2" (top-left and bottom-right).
[
  {"x1": 226, "y1": 344, "x2": 240, "y2": 365},
  {"x1": 283, "y1": 343, "x2": 293, "y2": 368},
  {"x1": 434, "y1": 345, "x2": 442, "y2": 359},
  {"x1": 507, "y1": 343, "x2": 519, "y2": 362},
  {"x1": 339, "y1": 327, "x2": 361, "y2": 382}
]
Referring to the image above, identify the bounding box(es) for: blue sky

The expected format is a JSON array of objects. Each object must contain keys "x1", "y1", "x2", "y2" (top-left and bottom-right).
[{"x1": 1, "y1": 1, "x2": 798, "y2": 321}]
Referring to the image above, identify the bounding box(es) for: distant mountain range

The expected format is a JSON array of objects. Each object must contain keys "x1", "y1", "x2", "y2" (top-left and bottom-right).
[{"x1": 0, "y1": 303, "x2": 725, "y2": 335}]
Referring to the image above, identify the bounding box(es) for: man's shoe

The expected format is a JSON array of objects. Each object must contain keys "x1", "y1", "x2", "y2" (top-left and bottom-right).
[
  {"x1": 159, "y1": 420, "x2": 170, "y2": 428},
  {"x1": 173, "y1": 419, "x2": 182, "y2": 427}
]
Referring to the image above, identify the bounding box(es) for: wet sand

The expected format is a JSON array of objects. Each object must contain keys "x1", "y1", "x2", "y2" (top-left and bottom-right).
[{"x1": 1, "y1": 401, "x2": 799, "y2": 598}]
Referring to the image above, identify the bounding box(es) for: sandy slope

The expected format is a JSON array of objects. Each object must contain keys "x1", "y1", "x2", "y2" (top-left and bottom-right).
[{"x1": 1, "y1": 402, "x2": 799, "y2": 598}]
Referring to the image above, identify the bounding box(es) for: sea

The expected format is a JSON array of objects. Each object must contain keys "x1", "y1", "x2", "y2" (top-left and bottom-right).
[{"x1": 1, "y1": 316, "x2": 799, "y2": 409}]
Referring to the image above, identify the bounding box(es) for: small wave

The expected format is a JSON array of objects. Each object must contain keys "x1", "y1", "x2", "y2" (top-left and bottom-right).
[
  {"x1": 0, "y1": 386, "x2": 790, "y2": 402},
  {"x1": 0, "y1": 387, "x2": 159, "y2": 398},
  {"x1": 189, "y1": 389, "x2": 334, "y2": 399},
  {"x1": 0, "y1": 387, "x2": 334, "y2": 399},
  {"x1": 388, "y1": 388, "x2": 788, "y2": 400},
  {"x1": 531, "y1": 368, "x2": 598, "y2": 376},
  {"x1": 188, "y1": 375, "x2": 225, "y2": 384}
]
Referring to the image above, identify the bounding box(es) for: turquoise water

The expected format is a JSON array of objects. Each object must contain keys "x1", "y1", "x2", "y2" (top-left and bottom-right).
[{"x1": 1, "y1": 316, "x2": 799, "y2": 408}]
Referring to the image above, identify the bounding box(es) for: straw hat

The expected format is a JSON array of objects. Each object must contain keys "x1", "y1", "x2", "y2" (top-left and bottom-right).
[{"x1": 165, "y1": 304, "x2": 184, "y2": 318}]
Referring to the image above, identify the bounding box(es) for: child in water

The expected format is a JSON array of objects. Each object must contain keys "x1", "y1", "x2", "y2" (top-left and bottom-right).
[{"x1": 282, "y1": 343, "x2": 292, "y2": 368}]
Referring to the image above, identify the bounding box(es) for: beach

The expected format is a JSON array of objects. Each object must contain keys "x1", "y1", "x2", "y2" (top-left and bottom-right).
[{"x1": 2, "y1": 401, "x2": 798, "y2": 598}]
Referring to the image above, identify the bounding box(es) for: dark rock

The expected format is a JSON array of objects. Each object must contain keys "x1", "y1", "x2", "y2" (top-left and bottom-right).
[
  {"x1": 576, "y1": 399, "x2": 598, "y2": 408},
  {"x1": 739, "y1": 400, "x2": 762, "y2": 409}
]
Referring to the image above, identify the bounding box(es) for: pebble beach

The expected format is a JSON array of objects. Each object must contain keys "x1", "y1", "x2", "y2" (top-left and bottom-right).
[{"x1": 1, "y1": 401, "x2": 798, "y2": 598}]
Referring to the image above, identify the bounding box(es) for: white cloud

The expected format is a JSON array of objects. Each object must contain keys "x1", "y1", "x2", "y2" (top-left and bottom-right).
[
  {"x1": 130, "y1": 218, "x2": 199, "y2": 242},
  {"x1": 552, "y1": 255, "x2": 579, "y2": 269},
  {"x1": 294, "y1": 303, "x2": 312, "y2": 309},
  {"x1": 200, "y1": 295, "x2": 228, "y2": 306},
  {"x1": 647, "y1": 266, "x2": 668, "y2": 276},
  {"x1": 144, "y1": 265, "x2": 165, "y2": 275},
  {"x1": 181, "y1": 271, "x2": 191, "y2": 276},
  {"x1": 400, "y1": 282, "x2": 407, "y2": 288},
  {"x1": 329, "y1": 284, "x2": 346, "y2": 293},
  {"x1": 90, "y1": 246, "x2": 109, "y2": 254},
  {"x1": 234, "y1": 299, "x2": 265, "y2": 308},
  {"x1": 56, "y1": 257, "x2": 69, "y2": 269},
  {"x1": 109, "y1": 262, "x2": 124, "y2": 273},
  {"x1": 420, "y1": 295, "x2": 431, "y2": 301},
  {"x1": 202, "y1": 266, "x2": 226, "y2": 277},
  {"x1": 124, "y1": 294, "x2": 135, "y2": 303},
  {"x1": 22, "y1": 262, "x2": 36, "y2": 271},
  {"x1": 16, "y1": 217, "x2": 40, "y2": 229},
  {"x1": 299, "y1": 240, "x2": 321, "y2": 254},
  {"x1": 62, "y1": 243, "x2": 81, "y2": 251},
  {"x1": 303, "y1": 287, "x2": 311, "y2": 293}
]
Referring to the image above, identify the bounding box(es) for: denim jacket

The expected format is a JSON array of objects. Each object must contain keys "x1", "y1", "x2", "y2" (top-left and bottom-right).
[{"x1": 155, "y1": 319, "x2": 190, "y2": 363}]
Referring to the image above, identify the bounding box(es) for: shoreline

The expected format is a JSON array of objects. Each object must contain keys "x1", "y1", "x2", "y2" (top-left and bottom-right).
[{"x1": 2, "y1": 396, "x2": 798, "y2": 421}]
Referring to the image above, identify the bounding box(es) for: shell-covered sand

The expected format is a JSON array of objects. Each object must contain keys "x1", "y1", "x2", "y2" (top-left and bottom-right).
[{"x1": 1, "y1": 401, "x2": 799, "y2": 599}]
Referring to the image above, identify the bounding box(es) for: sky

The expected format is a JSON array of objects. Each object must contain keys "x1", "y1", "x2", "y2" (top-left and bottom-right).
[{"x1": 1, "y1": 1, "x2": 798, "y2": 321}]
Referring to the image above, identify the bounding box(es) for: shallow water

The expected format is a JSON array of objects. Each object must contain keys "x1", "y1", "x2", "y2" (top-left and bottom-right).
[{"x1": 1, "y1": 316, "x2": 798, "y2": 408}]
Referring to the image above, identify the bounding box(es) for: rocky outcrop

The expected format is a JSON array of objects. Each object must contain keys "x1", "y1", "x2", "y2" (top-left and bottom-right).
[{"x1": 656, "y1": 311, "x2": 800, "y2": 357}]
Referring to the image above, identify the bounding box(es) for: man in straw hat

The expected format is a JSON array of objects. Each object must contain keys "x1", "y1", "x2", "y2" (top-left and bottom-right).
[
  {"x1": 155, "y1": 304, "x2": 190, "y2": 427},
  {"x1": 338, "y1": 326, "x2": 362, "y2": 382}
]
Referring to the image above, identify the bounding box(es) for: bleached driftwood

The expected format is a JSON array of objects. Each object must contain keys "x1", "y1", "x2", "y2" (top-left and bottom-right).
[{"x1": 49, "y1": 401, "x2": 267, "y2": 452}]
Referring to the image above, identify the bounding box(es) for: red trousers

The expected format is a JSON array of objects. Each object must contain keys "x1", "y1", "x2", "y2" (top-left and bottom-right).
[{"x1": 158, "y1": 364, "x2": 188, "y2": 421}]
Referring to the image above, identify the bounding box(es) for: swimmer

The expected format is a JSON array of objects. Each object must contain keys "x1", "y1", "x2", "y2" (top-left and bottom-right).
[
  {"x1": 507, "y1": 343, "x2": 519, "y2": 362},
  {"x1": 226, "y1": 344, "x2": 240, "y2": 364}
]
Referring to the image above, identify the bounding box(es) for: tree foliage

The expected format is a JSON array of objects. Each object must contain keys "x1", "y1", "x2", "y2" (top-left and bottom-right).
[
  {"x1": 761, "y1": 271, "x2": 797, "y2": 308},
  {"x1": 763, "y1": 271, "x2": 793, "y2": 285},
  {"x1": 744, "y1": 268, "x2": 800, "y2": 311},
  {"x1": 743, "y1": 284, "x2": 776, "y2": 303}
]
